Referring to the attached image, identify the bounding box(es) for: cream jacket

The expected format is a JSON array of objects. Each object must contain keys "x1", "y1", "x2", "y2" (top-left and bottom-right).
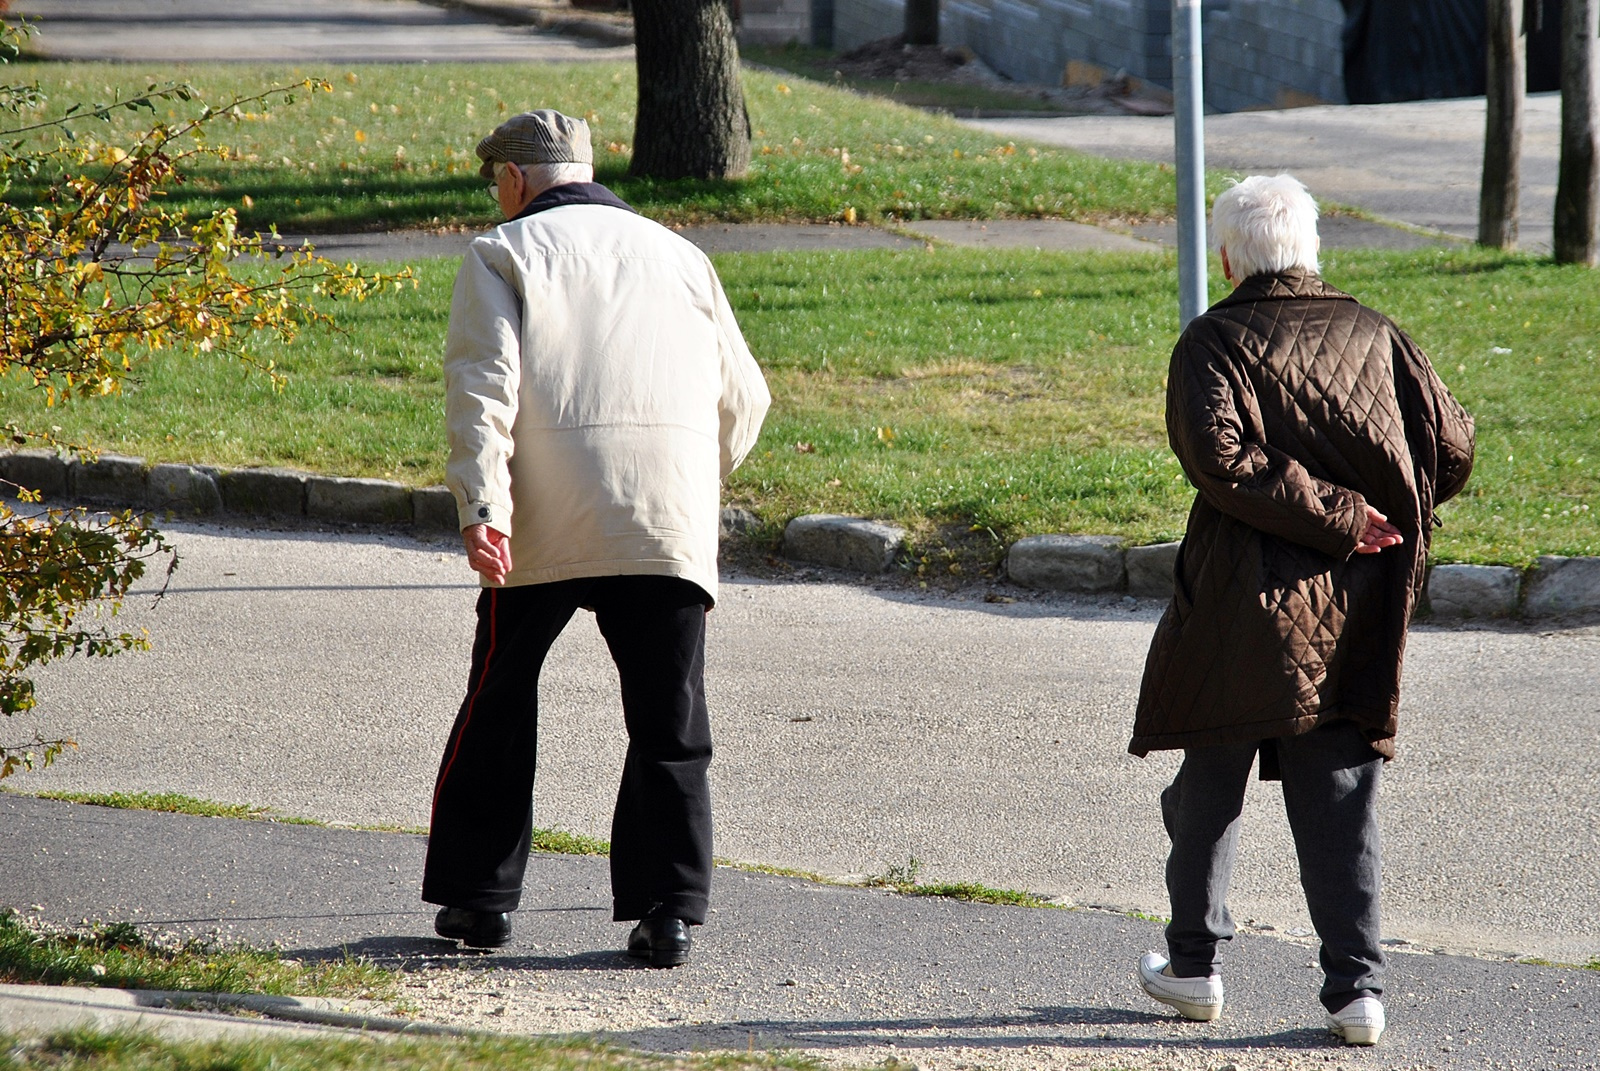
[{"x1": 443, "y1": 193, "x2": 769, "y2": 603}]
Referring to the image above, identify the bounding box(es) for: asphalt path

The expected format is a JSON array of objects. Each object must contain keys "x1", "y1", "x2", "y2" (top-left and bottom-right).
[
  {"x1": 4, "y1": 794, "x2": 1599, "y2": 1070},
  {"x1": 11, "y1": 522, "x2": 1600, "y2": 975},
  {"x1": 13, "y1": 0, "x2": 631, "y2": 63},
  {"x1": 969, "y1": 97, "x2": 1564, "y2": 253}
]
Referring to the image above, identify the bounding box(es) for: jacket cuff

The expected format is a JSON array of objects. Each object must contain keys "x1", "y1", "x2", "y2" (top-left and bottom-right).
[{"x1": 458, "y1": 500, "x2": 510, "y2": 534}]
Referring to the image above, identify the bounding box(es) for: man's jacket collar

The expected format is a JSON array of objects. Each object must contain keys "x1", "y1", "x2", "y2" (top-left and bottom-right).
[
  {"x1": 511, "y1": 182, "x2": 636, "y2": 221},
  {"x1": 1212, "y1": 270, "x2": 1357, "y2": 311}
]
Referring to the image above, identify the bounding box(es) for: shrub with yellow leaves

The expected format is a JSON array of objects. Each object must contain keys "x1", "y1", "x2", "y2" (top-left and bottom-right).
[{"x1": 0, "y1": 22, "x2": 402, "y2": 777}]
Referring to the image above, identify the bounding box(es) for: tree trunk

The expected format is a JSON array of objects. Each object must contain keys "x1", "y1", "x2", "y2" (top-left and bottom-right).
[
  {"x1": 629, "y1": 0, "x2": 751, "y2": 180},
  {"x1": 1554, "y1": 0, "x2": 1599, "y2": 264},
  {"x1": 1480, "y1": 0, "x2": 1524, "y2": 248},
  {"x1": 905, "y1": 0, "x2": 939, "y2": 45}
]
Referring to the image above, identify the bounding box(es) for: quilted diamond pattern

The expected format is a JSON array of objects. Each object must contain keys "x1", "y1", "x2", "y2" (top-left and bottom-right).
[{"x1": 1130, "y1": 271, "x2": 1476, "y2": 764}]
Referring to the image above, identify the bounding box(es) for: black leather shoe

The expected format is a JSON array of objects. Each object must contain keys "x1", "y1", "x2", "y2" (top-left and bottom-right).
[
  {"x1": 434, "y1": 907, "x2": 512, "y2": 949},
  {"x1": 626, "y1": 916, "x2": 692, "y2": 967}
]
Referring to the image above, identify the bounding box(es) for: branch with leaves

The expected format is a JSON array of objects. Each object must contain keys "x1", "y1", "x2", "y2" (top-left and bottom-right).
[{"x1": 0, "y1": 20, "x2": 411, "y2": 776}]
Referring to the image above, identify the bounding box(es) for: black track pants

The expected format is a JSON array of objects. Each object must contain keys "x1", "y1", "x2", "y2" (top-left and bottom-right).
[{"x1": 422, "y1": 575, "x2": 713, "y2": 924}]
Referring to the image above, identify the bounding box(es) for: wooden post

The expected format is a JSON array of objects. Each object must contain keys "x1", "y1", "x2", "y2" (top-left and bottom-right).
[
  {"x1": 905, "y1": 0, "x2": 939, "y2": 45},
  {"x1": 1554, "y1": 0, "x2": 1599, "y2": 264},
  {"x1": 1480, "y1": 0, "x2": 1525, "y2": 248}
]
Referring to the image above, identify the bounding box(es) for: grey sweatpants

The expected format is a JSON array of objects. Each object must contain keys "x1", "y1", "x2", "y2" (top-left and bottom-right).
[{"x1": 1161, "y1": 719, "x2": 1386, "y2": 1012}]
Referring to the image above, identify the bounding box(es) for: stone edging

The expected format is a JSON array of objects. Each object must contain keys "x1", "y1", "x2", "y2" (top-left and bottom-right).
[
  {"x1": 5, "y1": 452, "x2": 1595, "y2": 621},
  {"x1": 778, "y1": 513, "x2": 1600, "y2": 622},
  {"x1": 0, "y1": 449, "x2": 765, "y2": 543}
]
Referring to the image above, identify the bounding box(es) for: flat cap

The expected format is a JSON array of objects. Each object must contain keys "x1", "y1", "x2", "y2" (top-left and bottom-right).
[{"x1": 476, "y1": 110, "x2": 593, "y2": 179}]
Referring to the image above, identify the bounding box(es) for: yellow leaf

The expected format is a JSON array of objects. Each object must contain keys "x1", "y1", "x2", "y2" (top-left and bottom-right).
[{"x1": 354, "y1": 129, "x2": 367, "y2": 143}]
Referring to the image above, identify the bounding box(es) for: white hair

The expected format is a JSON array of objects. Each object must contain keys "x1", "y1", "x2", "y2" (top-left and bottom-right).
[
  {"x1": 494, "y1": 160, "x2": 594, "y2": 197},
  {"x1": 1210, "y1": 174, "x2": 1320, "y2": 279}
]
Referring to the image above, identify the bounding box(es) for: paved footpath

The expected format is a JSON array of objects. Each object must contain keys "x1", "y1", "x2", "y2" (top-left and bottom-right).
[
  {"x1": 970, "y1": 97, "x2": 1562, "y2": 253},
  {"x1": 4, "y1": 793, "x2": 1599, "y2": 1071},
  {"x1": 2, "y1": 521, "x2": 1598, "y2": 1069}
]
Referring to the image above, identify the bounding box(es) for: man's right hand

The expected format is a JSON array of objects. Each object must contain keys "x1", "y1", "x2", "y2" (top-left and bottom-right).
[{"x1": 463, "y1": 523, "x2": 512, "y2": 584}]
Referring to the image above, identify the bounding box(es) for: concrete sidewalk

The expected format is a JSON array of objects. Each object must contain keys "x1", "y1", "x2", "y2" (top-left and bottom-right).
[
  {"x1": 4, "y1": 794, "x2": 1598, "y2": 1069},
  {"x1": 18, "y1": 523, "x2": 1600, "y2": 972},
  {"x1": 969, "y1": 97, "x2": 1561, "y2": 253},
  {"x1": 13, "y1": 0, "x2": 631, "y2": 63}
]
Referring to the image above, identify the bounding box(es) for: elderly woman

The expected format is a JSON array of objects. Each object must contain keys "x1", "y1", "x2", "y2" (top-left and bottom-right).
[{"x1": 1129, "y1": 175, "x2": 1474, "y2": 1045}]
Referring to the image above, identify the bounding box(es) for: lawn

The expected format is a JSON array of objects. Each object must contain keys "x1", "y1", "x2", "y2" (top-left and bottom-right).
[
  {"x1": 5, "y1": 60, "x2": 1188, "y2": 232},
  {"x1": 3, "y1": 245, "x2": 1594, "y2": 569},
  {"x1": 0, "y1": 1030, "x2": 821, "y2": 1071}
]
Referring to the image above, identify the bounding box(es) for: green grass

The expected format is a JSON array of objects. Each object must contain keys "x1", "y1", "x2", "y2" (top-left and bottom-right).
[
  {"x1": 5, "y1": 60, "x2": 1184, "y2": 232},
  {"x1": 28, "y1": 791, "x2": 274, "y2": 820},
  {"x1": 12, "y1": 787, "x2": 605, "y2": 851},
  {"x1": 0, "y1": 911, "x2": 394, "y2": 999},
  {"x1": 4, "y1": 245, "x2": 1594, "y2": 568},
  {"x1": 0, "y1": 1029, "x2": 823, "y2": 1071},
  {"x1": 529, "y1": 828, "x2": 609, "y2": 856}
]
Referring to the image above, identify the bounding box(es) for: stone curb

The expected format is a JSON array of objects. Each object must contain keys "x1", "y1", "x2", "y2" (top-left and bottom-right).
[
  {"x1": 0, "y1": 449, "x2": 759, "y2": 547},
  {"x1": 0, "y1": 982, "x2": 461, "y2": 1042},
  {"x1": 781, "y1": 513, "x2": 907, "y2": 573},
  {"x1": 5, "y1": 452, "x2": 1597, "y2": 622}
]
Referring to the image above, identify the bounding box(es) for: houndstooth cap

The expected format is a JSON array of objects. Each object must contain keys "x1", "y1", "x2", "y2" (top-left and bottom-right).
[{"x1": 475, "y1": 110, "x2": 593, "y2": 179}]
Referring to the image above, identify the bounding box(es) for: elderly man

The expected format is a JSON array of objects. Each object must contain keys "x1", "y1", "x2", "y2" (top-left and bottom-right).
[
  {"x1": 1129, "y1": 175, "x2": 1474, "y2": 1044},
  {"x1": 423, "y1": 110, "x2": 769, "y2": 967}
]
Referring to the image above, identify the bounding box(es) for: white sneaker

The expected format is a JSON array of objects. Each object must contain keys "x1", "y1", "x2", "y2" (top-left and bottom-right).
[
  {"x1": 1136, "y1": 951, "x2": 1224, "y2": 1021},
  {"x1": 1326, "y1": 995, "x2": 1385, "y2": 1045}
]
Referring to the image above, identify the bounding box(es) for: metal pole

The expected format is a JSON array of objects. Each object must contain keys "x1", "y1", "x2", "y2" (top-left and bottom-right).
[{"x1": 1172, "y1": 0, "x2": 1207, "y2": 327}]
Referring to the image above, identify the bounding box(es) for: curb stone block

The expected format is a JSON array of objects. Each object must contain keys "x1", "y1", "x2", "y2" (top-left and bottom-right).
[
  {"x1": 1126, "y1": 540, "x2": 1181, "y2": 599},
  {"x1": 73, "y1": 454, "x2": 147, "y2": 506},
  {"x1": 1523, "y1": 556, "x2": 1600, "y2": 617},
  {"x1": 720, "y1": 506, "x2": 760, "y2": 540},
  {"x1": 218, "y1": 468, "x2": 308, "y2": 517},
  {"x1": 0, "y1": 449, "x2": 71, "y2": 498},
  {"x1": 305, "y1": 476, "x2": 412, "y2": 525},
  {"x1": 783, "y1": 514, "x2": 904, "y2": 573},
  {"x1": 1007, "y1": 534, "x2": 1127, "y2": 593},
  {"x1": 1426, "y1": 564, "x2": 1520, "y2": 618},
  {"x1": 148, "y1": 464, "x2": 222, "y2": 516},
  {"x1": 411, "y1": 485, "x2": 459, "y2": 532}
]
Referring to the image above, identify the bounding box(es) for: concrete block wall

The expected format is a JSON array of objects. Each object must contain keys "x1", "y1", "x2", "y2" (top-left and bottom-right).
[
  {"x1": 831, "y1": 0, "x2": 1344, "y2": 110},
  {"x1": 740, "y1": 0, "x2": 814, "y2": 45},
  {"x1": 1202, "y1": 0, "x2": 1345, "y2": 109},
  {"x1": 833, "y1": 0, "x2": 901, "y2": 50},
  {"x1": 946, "y1": 0, "x2": 1171, "y2": 87},
  {"x1": 835, "y1": 0, "x2": 1169, "y2": 85}
]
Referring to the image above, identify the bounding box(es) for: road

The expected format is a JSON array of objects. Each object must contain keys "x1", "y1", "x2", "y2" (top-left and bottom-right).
[
  {"x1": 15, "y1": 522, "x2": 1600, "y2": 970},
  {"x1": 13, "y1": 0, "x2": 631, "y2": 63}
]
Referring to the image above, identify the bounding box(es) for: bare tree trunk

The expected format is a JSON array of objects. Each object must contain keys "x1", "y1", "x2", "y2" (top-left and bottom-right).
[
  {"x1": 905, "y1": 0, "x2": 939, "y2": 45},
  {"x1": 1480, "y1": 0, "x2": 1525, "y2": 247},
  {"x1": 1554, "y1": 0, "x2": 1599, "y2": 264},
  {"x1": 629, "y1": 0, "x2": 751, "y2": 181}
]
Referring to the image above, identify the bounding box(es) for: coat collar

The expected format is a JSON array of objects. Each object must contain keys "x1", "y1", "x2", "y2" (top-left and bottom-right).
[
  {"x1": 511, "y1": 181, "x2": 636, "y2": 221},
  {"x1": 1211, "y1": 270, "x2": 1357, "y2": 311}
]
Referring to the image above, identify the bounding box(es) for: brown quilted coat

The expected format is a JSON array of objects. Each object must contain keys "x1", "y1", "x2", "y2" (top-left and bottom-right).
[{"x1": 1129, "y1": 271, "x2": 1475, "y2": 760}]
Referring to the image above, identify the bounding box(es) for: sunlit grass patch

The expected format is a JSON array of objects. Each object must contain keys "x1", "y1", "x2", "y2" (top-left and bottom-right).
[
  {"x1": 0, "y1": 910, "x2": 395, "y2": 999},
  {"x1": 7, "y1": 61, "x2": 1186, "y2": 232}
]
